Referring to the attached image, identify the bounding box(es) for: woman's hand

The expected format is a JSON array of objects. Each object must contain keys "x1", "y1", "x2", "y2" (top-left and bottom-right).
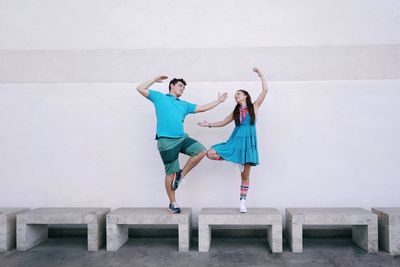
[
  {"x1": 252, "y1": 67, "x2": 264, "y2": 77},
  {"x1": 252, "y1": 67, "x2": 268, "y2": 109},
  {"x1": 197, "y1": 120, "x2": 210, "y2": 127}
]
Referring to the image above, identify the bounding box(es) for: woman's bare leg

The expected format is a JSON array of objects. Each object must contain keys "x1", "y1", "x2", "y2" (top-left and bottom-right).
[{"x1": 239, "y1": 165, "x2": 251, "y2": 212}]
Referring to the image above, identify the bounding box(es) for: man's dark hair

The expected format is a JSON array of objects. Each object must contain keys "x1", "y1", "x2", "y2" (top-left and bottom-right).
[{"x1": 169, "y1": 78, "x2": 186, "y2": 91}]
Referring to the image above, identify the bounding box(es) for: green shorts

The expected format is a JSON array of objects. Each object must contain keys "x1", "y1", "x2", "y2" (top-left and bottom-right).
[{"x1": 157, "y1": 134, "x2": 206, "y2": 175}]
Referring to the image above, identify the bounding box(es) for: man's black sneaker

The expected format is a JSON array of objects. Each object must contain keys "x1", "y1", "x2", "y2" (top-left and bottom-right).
[
  {"x1": 171, "y1": 169, "x2": 183, "y2": 191},
  {"x1": 168, "y1": 203, "x2": 181, "y2": 214}
]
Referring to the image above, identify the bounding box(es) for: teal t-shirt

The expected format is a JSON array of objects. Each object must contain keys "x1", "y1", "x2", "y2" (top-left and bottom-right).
[{"x1": 147, "y1": 90, "x2": 197, "y2": 138}]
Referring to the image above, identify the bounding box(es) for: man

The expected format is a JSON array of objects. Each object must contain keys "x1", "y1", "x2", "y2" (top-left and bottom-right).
[{"x1": 137, "y1": 75, "x2": 228, "y2": 213}]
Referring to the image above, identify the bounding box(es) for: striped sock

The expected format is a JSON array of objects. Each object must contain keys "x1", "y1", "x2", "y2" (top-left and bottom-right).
[{"x1": 240, "y1": 182, "x2": 249, "y2": 200}]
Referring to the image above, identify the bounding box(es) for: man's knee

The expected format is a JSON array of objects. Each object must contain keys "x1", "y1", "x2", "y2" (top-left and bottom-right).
[{"x1": 165, "y1": 173, "x2": 175, "y2": 179}]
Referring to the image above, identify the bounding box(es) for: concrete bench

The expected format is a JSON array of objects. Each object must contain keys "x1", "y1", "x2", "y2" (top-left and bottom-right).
[
  {"x1": 198, "y1": 208, "x2": 282, "y2": 253},
  {"x1": 286, "y1": 208, "x2": 378, "y2": 253},
  {"x1": 106, "y1": 208, "x2": 192, "y2": 252},
  {"x1": 16, "y1": 208, "x2": 110, "y2": 251},
  {"x1": 372, "y1": 207, "x2": 400, "y2": 255},
  {"x1": 0, "y1": 208, "x2": 29, "y2": 251}
]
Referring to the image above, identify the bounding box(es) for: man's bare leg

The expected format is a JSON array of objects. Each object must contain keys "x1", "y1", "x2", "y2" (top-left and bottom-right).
[
  {"x1": 182, "y1": 150, "x2": 206, "y2": 177},
  {"x1": 165, "y1": 174, "x2": 176, "y2": 203}
]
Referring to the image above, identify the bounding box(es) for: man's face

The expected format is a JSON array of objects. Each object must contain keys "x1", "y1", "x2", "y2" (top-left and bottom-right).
[{"x1": 170, "y1": 81, "x2": 186, "y2": 97}]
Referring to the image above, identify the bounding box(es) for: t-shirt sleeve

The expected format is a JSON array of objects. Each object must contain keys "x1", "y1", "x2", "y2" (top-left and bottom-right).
[
  {"x1": 147, "y1": 89, "x2": 163, "y2": 103},
  {"x1": 185, "y1": 101, "x2": 197, "y2": 115}
]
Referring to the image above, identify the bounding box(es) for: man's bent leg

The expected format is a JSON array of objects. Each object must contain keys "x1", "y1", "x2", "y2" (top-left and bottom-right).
[
  {"x1": 182, "y1": 150, "x2": 206, "y2": 177},
  {"x1": 180, "y1": 136, "x2": 207, "y2": 177}
]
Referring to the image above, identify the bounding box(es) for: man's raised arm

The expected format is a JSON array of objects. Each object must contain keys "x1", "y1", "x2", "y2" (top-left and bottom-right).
[{"x1": 136, "y1": 75, "x2": 168, "y2": 98}]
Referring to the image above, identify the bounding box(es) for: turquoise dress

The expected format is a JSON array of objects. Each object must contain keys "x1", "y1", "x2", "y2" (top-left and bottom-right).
[{"x1": 212, "y1": 109, "x2": 259, "y2": 166}]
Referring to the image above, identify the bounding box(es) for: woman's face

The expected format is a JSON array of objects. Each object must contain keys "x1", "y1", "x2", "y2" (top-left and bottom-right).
[{"x1": 235, "y1": 90, "x2": 247, "y2": 103}]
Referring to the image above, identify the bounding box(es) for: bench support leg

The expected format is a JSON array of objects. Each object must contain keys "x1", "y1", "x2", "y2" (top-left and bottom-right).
[
  {"x1": 178, "y1": 223, "x2": 190, "y2": 252},
  {"x1": 17, "y1": 224, "x2": 48, "y2": 251},
  {"x1": 268, "y1": 224, "x2": 283, "y2": 253},
  {"x1": 106, "y1": 224, "x2": 128, "y2": 252},
  {"x1": 198, "y1": 223, "x2": 211, "y2": 252},
  {"x1": 352, "y1": 223, "x2": 378, "y2": 253}
]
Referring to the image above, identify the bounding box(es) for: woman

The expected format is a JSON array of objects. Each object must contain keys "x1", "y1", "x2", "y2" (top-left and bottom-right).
[{"x1": 197, "y1": 67, "x2": 268, "y2": 213}]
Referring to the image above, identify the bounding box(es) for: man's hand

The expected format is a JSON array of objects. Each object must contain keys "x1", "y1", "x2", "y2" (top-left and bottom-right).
[
  {"x1": 195, "y1": 92, "x2": 228, "y2": 113},
  {"x1": 218, "y1": 92, "x2": 228, "y2": 103},
  {"x1": 155, "y1": 75, "x2": 168, "y2": 83},
  {"x1": 137, "y1": 75, "x2": 168, "y2": 98}
]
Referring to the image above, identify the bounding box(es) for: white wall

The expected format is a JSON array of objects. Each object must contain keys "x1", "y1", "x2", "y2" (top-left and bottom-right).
[
  {"x1": 0, "y1": 0, "x2": 399, "y2": 225},
  {"x1": 1, "y1": 0, "x2": 400, "y2": 49}
]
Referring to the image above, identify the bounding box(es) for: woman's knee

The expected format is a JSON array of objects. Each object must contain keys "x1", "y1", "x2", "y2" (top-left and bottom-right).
[
  {"x1": 206, "y1": 149, "x2": 221, "y2": 160},
  {"x1": 204, "y1": 149, "x2": 214, "y2": 160}
]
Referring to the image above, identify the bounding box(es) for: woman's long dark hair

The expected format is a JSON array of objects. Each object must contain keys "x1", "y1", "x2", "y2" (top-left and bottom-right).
[{"x1": 233, "y1": 90, "x2": 256, "y2": 126}]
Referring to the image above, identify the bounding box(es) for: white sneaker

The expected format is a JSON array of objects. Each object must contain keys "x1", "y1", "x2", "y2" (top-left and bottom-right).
[{"x1": 239, "y1": 199, "x2": 247, "y2": 213}]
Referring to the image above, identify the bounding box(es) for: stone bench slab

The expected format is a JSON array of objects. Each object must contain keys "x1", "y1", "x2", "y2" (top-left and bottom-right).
[
  {"x1": 17, "y1": 208, "x2": 110, "y2": 251},
  {"x1": 372, "y1": 207, "x2": 400, "y2": 255},
  {"x1": 286, "y1": 208, "x2": 378, "y2": 253},
  {"x1": 198, "y1": 208, "x2": 282, "y2": 253},
  {"x1": 0, "y1": 208, "x2": 29, "y2": 251},
  {"x1": 106, "y1": 208, "x2": 192, "y2": 252}
]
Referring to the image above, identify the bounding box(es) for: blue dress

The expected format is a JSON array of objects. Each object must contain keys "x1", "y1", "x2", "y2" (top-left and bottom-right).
[{"x1": 212, "y1": 110, "x2": 259, "y2": 166}]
